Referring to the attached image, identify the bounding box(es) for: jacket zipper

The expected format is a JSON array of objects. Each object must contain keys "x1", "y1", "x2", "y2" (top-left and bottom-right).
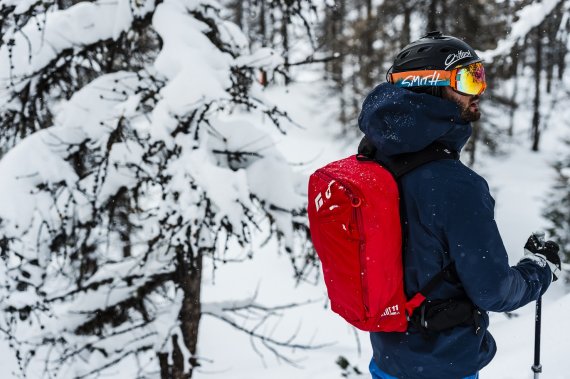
[{"x1": 315, "y1": 169, "x2": 369, "y2": 315}]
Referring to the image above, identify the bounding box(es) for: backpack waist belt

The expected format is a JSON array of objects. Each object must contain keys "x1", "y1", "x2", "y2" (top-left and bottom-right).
[{"x1": 405, "y1": 262, "x2": 482, "y2": 336}]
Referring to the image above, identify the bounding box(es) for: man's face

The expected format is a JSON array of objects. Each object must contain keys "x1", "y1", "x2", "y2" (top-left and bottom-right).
[{"x1": 442, "y1": 87, "x2": 481, "y2": 122}]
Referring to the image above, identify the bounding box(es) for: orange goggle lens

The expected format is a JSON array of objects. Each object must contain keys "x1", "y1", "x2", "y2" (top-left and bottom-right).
[
  {"x1": 389, "y1": 62, "x2": 486, "y2": 96},
  {"x1": 455, "y1": 62, "x2": 486, "y2": 96}
]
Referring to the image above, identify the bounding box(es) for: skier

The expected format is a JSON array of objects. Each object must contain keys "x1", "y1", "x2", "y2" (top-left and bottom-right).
[{"x1": 358, "y1": 32, "x2": 562, "y2": 379}]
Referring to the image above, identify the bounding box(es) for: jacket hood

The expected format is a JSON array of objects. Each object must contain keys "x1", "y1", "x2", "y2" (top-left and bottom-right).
[{"x1": 358, "y1": 83, "x2": 472, "y2": 156}]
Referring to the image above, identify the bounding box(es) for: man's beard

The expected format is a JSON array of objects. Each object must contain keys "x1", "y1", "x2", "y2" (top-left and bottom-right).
[
  {"x1": 459, "y1": 104, "x2": 481, "y2": 122},
  {"x1": 457, "y1": 96, "x2": 481, "y2": 122}
]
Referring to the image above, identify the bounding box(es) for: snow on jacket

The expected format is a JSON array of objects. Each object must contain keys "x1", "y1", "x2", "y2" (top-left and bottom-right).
[{"x1": 359, "y1": 83, "x2": 552, "y2": 379}]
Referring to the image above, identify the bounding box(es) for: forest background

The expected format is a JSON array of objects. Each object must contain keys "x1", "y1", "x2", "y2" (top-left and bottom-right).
[{"x1": 0, "y1": 0, "x2": 568, "y2": 378}]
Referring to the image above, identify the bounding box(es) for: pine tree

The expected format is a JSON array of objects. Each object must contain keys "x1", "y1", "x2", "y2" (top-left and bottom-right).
[
  {"x1": 544, "y1": 139, "x2": 570, "y2": 281},
  {"x1": 481, "y1": 0, "x2": 568, "y2": 154},
  {"x1": 224, "y1": 0, "x2": 319, "y2": 84},
  {"x1": 0, "y1": 1, "x2": 317, "y2": 377}
]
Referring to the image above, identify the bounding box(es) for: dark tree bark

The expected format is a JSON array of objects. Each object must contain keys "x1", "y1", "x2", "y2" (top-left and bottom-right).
[
  {"x1": 532, "y1": 29, "x2": 542, "y2": 152},
  {"x1": 157, "y1": 246, "x2": 203, "y2": 379},
  {"x1": 467, "y1": 120, "x2": 480, "y2": 166},
  {"x1": 233, "y1": 0, "x2": 243, "y2": 30},
  {"x1": 401, "y1": 4, "x2": 412, "y2": 48},
  {"x1": 281, "y1": 7, "x2": 290, "y2": 84},
  {"x1": 259, "y1": 0, "x2": 266, "y2": 46},
  {"x1": 427, "y1": 0, "x2": 438, "y2": 32},
  {"x1": 330, "y1": 2, "x2": 347, "y2": 126},
  {"x1": 180, "y1": 249, "x2": 203, "y2": 376},
  {"x1": 364, "y1": 0, "x2": 374, "y2": 89},
  {"x1": 158, "y1": 352, "x2": 169, "y2": 379}
]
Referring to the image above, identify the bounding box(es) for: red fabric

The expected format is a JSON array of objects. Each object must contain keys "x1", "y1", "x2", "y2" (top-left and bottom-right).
[
  {"x1": 307, "y1": 155, "x2": 408, "y2": 332},
  {"x1": 405, "y1": 293, "x2": 426, "y2": 317}
]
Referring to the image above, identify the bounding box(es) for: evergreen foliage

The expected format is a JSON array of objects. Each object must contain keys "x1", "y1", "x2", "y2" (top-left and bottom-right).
[
  {"x1": 0, "y1": 1, "x2": 318, "y2": 377},
  {"x1": 544, "y1": 139, "x2": 570, "y2": 280}
]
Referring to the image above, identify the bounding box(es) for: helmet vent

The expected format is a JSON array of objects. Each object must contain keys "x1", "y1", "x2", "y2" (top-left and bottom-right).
[
  {"x1": 398, "y1": 51, "x2": 410, "y2": 59},
  {"x1": 440, "y1": 47, "x2": 451, "y2": 53},
  {"x1": 417, "y1": 46, "x2": 431, "y2": 53}
]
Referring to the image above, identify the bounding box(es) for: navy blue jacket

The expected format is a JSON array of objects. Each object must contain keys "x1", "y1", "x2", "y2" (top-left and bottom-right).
[{"x1": 359, "y1": 83, "x2": 552, "y2": 379}]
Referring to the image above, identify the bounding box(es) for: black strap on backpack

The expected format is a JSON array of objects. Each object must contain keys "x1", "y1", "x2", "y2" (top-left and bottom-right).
[
  {"x1": 357, "y1": 137, "x2": 459, "y2": 178},
  {"x1": 357, "y1": 137, "x2": 481, "y2": 336}
]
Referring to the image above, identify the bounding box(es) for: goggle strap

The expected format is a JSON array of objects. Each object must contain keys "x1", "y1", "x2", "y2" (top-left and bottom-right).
[
  {"x1": 389, "y1": 65, "x2": 486, "y2": 96},
  {"x1": 389, "y1": 70, "x2": 455, "y2": 88}
]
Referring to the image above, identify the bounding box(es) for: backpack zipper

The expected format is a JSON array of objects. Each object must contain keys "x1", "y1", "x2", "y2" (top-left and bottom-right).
[{"x1": 314, "y1": 169, "x2": 370, "y2": 315}]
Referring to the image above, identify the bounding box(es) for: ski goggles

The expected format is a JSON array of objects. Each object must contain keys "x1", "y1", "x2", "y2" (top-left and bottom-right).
[{"x1": 388, "y1": 62, "x2": 486, "y2": 96}]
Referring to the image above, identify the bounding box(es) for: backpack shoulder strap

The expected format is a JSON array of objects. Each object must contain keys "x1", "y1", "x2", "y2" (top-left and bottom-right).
[
  {"x1": 387, "y1": 143, "x2": 459, "y2": 179},
  {"x1": 357, "y1": 137, "x2": 459, "y2": 178}
]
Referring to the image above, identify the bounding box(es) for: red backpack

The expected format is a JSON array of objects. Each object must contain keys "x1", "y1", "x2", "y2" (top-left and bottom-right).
[{"x1": 307, "y1": 143, "x2": 457, "y2": 332}]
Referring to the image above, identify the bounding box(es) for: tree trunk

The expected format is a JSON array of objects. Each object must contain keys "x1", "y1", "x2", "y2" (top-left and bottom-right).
[
  {"x1": 508, "y1": 49, "x2": 519, "y2": 137},
  {"x1": 158, "y1": 352, "x2": 169, "y2": 379},
  {"x1": 545, "y1": 15, "x2": 557, "y2": 94},
  {"x1": 467, "y1": 120, "x2": 480, "y2": 166},
  {"x1": 427, "y1": 0, "x2": 438, "y2": 32},
  {"x1": 180, "y1": 249, "x2": 203, "y2": 377},
  {"x1": 363, "y1": 0, "x2": 374, "y2": 89},
  {"x1": 532, "y1": 29, "x2": 542, "y2": 152},
  {"x1": 159, "y1": 246, "x2": 203, "y2": 379},
  {"x1": 440, "y1": 0, "x2": 449, "y2": 33},
  {"x1": 281, "y1": 7, "x2": 290, "y2": 84},
  {"x1": 233, "y1": 0, "x2": 243, "y2": 30},
  {"x1": 331, "y1": 2, "x2": 346, "y2": 126},
  {"x1": 259, "y1": 0, "x2": 266, "y2": 46},
  {"x1": 401, "y1": 5, "x2": 412, "y2": 48}
]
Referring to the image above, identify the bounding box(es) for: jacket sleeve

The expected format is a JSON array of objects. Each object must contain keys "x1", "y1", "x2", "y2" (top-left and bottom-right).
[{"x1": 442, "y1": 174, "x2": 552, "y2": 313}]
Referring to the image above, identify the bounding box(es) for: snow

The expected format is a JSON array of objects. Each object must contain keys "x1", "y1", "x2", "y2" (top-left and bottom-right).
[
  {"x1": 0, "y1": 0, "x2": 568, "y2": 377},
  {"x1": 479, "y1": 0, "x2": 564, "y2": 62},
  {"x1": 0, "y1": 1, "x2": 313, "y2": 377},
  {"x1": 0, "y1": 0, "x2": 41, "y2": 14},
  {"x1": 193, "y1": 77, "x2": 570, "y2": 378},
  {"x1": 235, "y1": 47, "x2": 285, "y2": 70},
  {"x1": 0, "y1": 127, "x2": 79, "y2": 234},
  {"x1": 484, "y1": 294, "x2": 570, "y2": 379},
  {"x1": 0, "y1": 0, "x2": 155, "y2": 96}
]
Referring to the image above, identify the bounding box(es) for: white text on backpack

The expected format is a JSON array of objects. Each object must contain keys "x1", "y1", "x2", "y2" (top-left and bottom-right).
[
  {"x1": 315, "y1": 180, "x2": 336, "y2": 211},
  {"x1": 381, "y1": 305, "x2": 400, "y2": 317}
]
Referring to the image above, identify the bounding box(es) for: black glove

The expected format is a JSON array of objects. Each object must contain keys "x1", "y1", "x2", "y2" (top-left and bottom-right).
[{"x1": 523, "y1": 234, "x2": 561, "y2": 281}]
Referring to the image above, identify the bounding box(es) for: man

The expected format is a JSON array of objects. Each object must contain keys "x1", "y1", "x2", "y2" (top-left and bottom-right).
[{"x1": 358, "y1": 32, "x2": 561, "y2": 379}]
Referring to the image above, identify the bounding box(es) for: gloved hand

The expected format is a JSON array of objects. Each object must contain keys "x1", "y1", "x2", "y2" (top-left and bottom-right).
[{"x1": 523, "y1": 233, "x2": 561, "y2": 281}]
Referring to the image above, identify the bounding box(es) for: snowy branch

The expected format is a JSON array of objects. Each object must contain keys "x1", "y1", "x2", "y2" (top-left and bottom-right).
[
  {"x1": 479, "y1": 0, "x2": 565, "y2": 62},
  {"x1": 202, "y1": 296, "x2": 331, "y2": 366}
]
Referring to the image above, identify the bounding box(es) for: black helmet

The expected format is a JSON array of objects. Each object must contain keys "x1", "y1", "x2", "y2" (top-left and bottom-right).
[{"x1": 392, "y1": 31, "x2": 481, "y2": 73}]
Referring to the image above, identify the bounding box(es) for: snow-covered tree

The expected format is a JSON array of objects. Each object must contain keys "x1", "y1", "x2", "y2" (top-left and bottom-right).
[
  {"x1": 480, "y1": 0, "x2": 569, "y2": 153},
  {"x1": 0, "y1": 0, "x2": 317, "y2": 377},
  {"x1": 544, "y1": 139, "x2": 570, "y2": 281}
]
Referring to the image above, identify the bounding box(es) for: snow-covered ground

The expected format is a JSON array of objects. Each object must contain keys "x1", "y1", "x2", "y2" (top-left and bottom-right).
[
  {"x1": 196, "y1": 78, "x2": 570, "y2": 379},
  {"x1": 0, "y1": 78, "x2": 567, "y2": 378}
]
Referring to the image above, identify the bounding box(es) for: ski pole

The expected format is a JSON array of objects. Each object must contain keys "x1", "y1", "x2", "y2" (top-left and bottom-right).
[
  {"x1": 531, "y1": 231, "x2": 545, "y2": 378},
  {"x1": 531, "y1": 296, "x2": 542, "y2": 378}
]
